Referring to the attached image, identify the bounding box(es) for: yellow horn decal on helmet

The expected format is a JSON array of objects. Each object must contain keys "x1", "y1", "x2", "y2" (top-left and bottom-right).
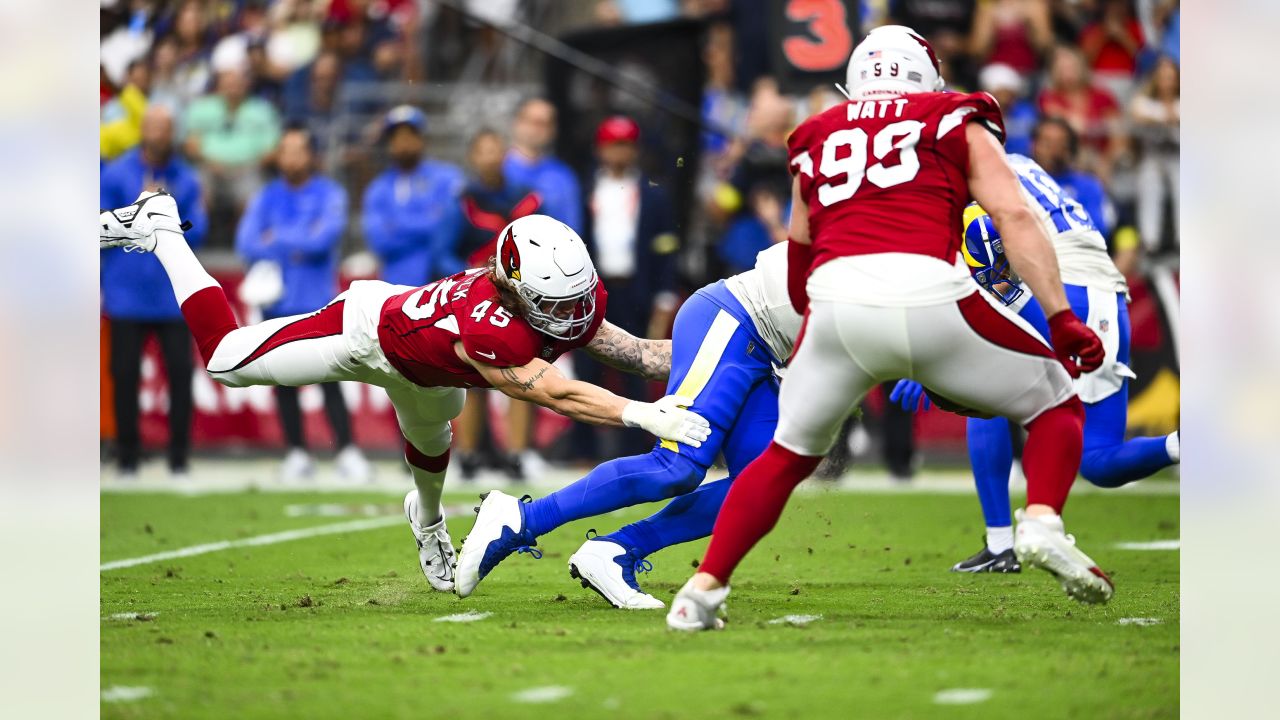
[
  {"x1": 960, "y1": 203, "x2": 991, "y2": 269},
  {"x1": 962, "y1": 203, "x2": 989, "y2": 234}
]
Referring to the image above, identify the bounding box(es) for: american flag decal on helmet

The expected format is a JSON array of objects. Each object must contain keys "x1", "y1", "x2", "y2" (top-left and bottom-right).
[{"x1": 501, "y1": 231, "x2": 522, "y2": 281}]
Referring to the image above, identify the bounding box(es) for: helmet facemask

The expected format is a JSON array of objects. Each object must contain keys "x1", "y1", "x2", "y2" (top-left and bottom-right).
[
  {"x1": 970, "y1": 236, "x2": 1024, "y2": 306},
  {"x1": 513, "y1": 275, "x2": 598, "y2": 341}
]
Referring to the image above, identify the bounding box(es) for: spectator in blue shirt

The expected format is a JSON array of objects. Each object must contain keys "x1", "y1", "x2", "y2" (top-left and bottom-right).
[
  {"x1": 1031, "y1": 117, "x2": 1115, "y2": 237},
  {"x1": 503, "y1": 97, "x2": 583, "y2": 233},
  {"x1": 361, "y1": 105, "x2": 465, "y2": 286},
  {"x1": 447, "y1": 128, "x2": 544, "y2": 481},
  {"x1": 101, "y1": 105, "x2": 208, "y2": 478},
  {"x1": 236, "y1": 125, "x2": 371, "y2": 483}
]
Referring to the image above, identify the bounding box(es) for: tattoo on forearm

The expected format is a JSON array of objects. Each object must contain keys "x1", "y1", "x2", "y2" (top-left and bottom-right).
[
  {"x1": 500, "y1": 365, "x2": 550, "y2": 392},
  {"x1": 586, "y1": 324, "x2": 672, "y2": 381}
]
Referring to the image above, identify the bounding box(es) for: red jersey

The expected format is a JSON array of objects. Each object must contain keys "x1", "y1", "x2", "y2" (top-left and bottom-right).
[
  {"x1": 376, "y1": 269, "x2": 607, "y2": 388},
  {"x1": 786, "y1": 91, "x2": 1005, "y2": 273}
]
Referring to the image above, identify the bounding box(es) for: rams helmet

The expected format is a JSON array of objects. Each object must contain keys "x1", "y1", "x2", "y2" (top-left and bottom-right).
[{"x1": 960, "y1": 203, "x2": 1023, "y2": 306}]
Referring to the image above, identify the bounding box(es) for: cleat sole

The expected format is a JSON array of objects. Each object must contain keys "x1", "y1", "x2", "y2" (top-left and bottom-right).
[{"x1": 568, "y1": 562, "x2": 622, "y2": 609}]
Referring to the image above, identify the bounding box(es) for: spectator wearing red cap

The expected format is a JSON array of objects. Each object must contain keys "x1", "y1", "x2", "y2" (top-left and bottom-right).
[{"x1": 574, "y1": 115, "x2": 680, "y2": 458}]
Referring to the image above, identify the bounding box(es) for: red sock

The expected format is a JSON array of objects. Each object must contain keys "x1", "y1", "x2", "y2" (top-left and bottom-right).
[
  {"x1": 699, "y1": 442, "x2": 823, "y2": 583},
  {"x1": 405, "y1": 441, "x2": 449, "y2": 473},
  {"x1": 1022, "y1": 396, "x2": 1085, "y2": 513},
  {"x1": 180, "y1": 286, "x2": 239, "y2": 365}
]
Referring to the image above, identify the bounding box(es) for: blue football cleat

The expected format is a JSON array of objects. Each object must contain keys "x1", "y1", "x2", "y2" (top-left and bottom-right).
[
  {"x1": 568, "y1": 534, "x2": 665, "y2": 609},
  {"x1": 454, "y1": 490, "x2": 540, "y2": 598}
]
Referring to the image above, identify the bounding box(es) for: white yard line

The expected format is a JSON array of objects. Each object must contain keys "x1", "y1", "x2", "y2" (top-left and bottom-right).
[
  {"x1": 433, "y1": 611, "x2": 493, "y2": 623},
  {"x1": 100, "y1": 516, "x2": 401, "y2": 572},
  {"x1": 767, "y1": 614, "x2": 823, "y2": 626},
  {"x1": 933, "y1": 688, "x2": 993, "y2": 705},
  {"x1": 1118, "y1": 617, "x2": 1163, "y2": 626},
  {"x1": 100, "y1": 462, "x2": 1181, "y2": 497},
  {"x1": 511, "y1": 686, "x2": 574, "y2": 704},
  {"x1": 1114, "y1": 539, "x2": 1180, "y2": 551},
  {"x1": 101, "y1": 686, "x2": 154, "y2": 703}
]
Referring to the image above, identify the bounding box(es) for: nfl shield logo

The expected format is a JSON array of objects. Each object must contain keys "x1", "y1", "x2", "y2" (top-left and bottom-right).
[{"x1": 1099, "y1": 319, "x2": 1110, "y2": 332}]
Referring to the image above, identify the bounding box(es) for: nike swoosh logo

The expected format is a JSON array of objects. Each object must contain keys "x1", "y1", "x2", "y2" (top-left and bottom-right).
[{"x1": 476, "y1": 350, "x2": 497, "y2": 360}]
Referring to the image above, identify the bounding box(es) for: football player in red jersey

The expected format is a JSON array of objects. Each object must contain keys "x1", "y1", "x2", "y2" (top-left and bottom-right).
[
  {"x1": 667, "y1": 26, "x2": 1109, "y2": 631},
  {"x1": 101, "y1": 201, "x2": 710, "y2": 594}
]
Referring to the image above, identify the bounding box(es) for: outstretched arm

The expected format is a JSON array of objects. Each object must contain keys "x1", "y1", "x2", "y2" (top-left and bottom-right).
[
  {"x1": 454, "y1": 344, "x2": 708, "y2": 446},
  {"x1": 583, "y1": 320, "x2": 672, "y2": 382}
]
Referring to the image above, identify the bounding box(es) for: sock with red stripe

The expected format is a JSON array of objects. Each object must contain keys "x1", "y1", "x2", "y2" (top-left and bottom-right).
[
  {"x1": 1022, "y1": 396, "x2": 1085, "y2": 513},
  {"x1": 153, "y1": 229, "x2": 219, "y2": 304},
  {"x1": 698, "y1": 442, "x2": 823, "y2": 583},
  {"x1": 180, "y1": 287, "x2": 240, "y2": 366},
  {"x1": 406, "y1": 441, "x2": 449, "y2": 525},
  {"x1": 150, "y1": 228, "x2": 238, "y2": 364}
]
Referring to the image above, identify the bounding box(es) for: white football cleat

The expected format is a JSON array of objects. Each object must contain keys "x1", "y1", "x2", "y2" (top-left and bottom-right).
[
  {"x1": 335, "y1": 445, "x2": 374, "y2": 484},
  {"x1": 1014, "y1": 509, "x2": 1114, "y2": 604},
  {"x1": 454, "y1": 490, "x2": 539, "y2": 598},
  {"x1": 568, "y1": 539, "x2": 665, "y2": 610},
  {"x1": 404, "y1": 490, "x2": 455, "y2": 592},
  {"x1": 279, "y1": 448, "x2": 315, "y2": 483},
  {"x1": 666, "y1": 578, "x2": 729, "y2": 631},
  {"x1": 100, "y1": 190, "x2": 186, "y2": 252}
]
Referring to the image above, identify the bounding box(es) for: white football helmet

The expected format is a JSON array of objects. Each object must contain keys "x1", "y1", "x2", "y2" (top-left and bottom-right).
[
  {"x1": 493, "y1": 214, "x2": 599, "y2": 341},
  {"x1": 845, "y1": 25, "x2": 945, "y2": 98}
]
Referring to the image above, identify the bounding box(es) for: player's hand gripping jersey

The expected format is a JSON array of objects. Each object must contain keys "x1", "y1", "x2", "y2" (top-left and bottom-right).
[
  {"x1": 376, "y1": 268, "x2": 607, "y2": 388},
  {"x1": 787, "y1": 91, "x2": 1005, "y2": 271}
]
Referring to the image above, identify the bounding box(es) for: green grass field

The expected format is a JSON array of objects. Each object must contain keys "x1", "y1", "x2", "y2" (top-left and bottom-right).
[{"x1": 101, "y1": 479, "x2": 1179, "y2": 719}]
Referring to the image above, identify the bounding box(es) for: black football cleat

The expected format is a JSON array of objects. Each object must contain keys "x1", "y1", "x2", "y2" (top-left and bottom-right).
[{"x1": 951, "y1": 543, "x2": 1021, "y2": 573}]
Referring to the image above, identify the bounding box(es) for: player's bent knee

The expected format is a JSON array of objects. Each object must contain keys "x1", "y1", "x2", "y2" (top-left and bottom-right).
[
  {"x1": 656, "y1": 451, "x2": 705, "y2": 496},
  {"x1": 1079, "y1": 450, "x2": 1130, "y2": 488},
  {"x1": 402, "y1": 422, "x2": 452, "y2": 459},
  {"x1": 773, "y1": 420, "x2": 837, "y2": 458},
  {"x1": 624, "y1": 449, "x2": 705, "y2": 502}
]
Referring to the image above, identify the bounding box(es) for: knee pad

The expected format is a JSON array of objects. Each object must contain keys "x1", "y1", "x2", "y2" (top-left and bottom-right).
[
  {"x1": 402, "y1": 421, "x2": 452, "y2": 459},
  {"x1": 657, "y1": 452, "x2": 706, "y2": 496}
]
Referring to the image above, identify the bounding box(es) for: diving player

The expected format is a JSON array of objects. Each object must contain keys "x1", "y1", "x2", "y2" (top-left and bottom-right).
[
  {"x1": 454, "y1": 242, "x2": 800, "y2": 606},
  {"x1": 100, "y1": 194, "x2": 710, "y2": 593},
  {"x1": 890, "y1": 161, "x2": 1179, "y2": 572}
]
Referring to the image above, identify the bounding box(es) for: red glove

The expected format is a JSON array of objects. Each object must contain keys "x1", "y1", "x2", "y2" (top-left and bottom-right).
[
  {"x1": 787, "y1": 239, "x2": 813, "y2": 315},
  {"x1": 1047, "y1": 309, "x2": 1105, "y2": 378}
]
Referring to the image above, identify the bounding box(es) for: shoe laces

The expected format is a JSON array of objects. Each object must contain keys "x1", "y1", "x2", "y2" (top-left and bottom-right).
[{"x1": 512, "y1": 495, "x2": 540, "y2": 558}]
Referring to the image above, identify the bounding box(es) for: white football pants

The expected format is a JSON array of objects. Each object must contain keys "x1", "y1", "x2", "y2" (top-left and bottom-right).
[{"x1": 774, "y1": 291, "x2": 1076, "y2": 457}]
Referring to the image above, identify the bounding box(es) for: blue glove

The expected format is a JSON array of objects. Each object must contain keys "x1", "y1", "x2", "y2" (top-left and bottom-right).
[{"x1": 889, "y1": 379, "x2": 931, "y2": 413}]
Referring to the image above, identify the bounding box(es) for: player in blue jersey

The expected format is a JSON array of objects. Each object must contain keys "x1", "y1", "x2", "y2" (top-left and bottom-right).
[
  {"x1": 891, "y1": 154, "x2": 1179, "y2": 573},
  {"x1": 455, "y1": 243, "x2": 801, "y2": 607}
]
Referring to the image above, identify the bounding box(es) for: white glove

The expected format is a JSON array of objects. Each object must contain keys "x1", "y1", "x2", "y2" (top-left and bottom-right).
[{"x1": 621, "y1": 395, "x2": 711, "y2": 448}]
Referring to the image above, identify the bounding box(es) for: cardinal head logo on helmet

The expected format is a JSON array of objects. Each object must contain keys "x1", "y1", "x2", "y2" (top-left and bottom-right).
[{"x1": 500, "y1": 231, "x2": 522, "y2": 281}]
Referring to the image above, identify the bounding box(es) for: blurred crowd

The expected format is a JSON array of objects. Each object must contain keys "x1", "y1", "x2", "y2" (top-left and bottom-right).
[{"x1": 100, "y1": 0, "x2": 1179, "y2": 480}]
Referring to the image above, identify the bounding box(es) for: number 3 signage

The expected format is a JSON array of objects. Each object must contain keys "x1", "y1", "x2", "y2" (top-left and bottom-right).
[{"x1": 772, "y1": 0, "x2": 859, "y2": 93}]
